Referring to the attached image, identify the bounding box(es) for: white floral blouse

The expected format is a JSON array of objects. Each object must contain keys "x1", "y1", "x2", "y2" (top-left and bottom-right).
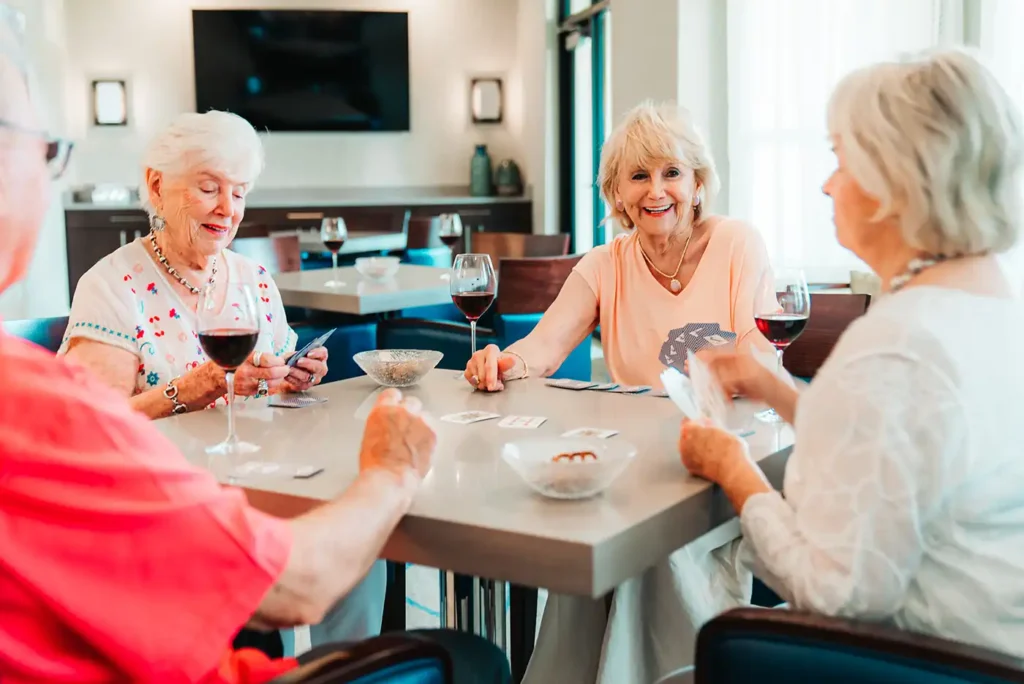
[{"x1": 58, "y1": 239, "x2": 297, "y2": 405}]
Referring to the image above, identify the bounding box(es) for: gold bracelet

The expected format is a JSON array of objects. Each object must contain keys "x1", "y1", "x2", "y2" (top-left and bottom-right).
[{"x1": 503, "y1": 350, "x2": 529, "y2": 380}]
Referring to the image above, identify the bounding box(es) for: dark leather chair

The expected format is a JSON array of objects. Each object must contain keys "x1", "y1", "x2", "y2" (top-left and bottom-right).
[
  {"x1": 3, "y1": 316, "x2": 69, "y2": 353},
  {"x1": 269, "y1": 633, "x2": 452, "y2": 684},
  {"x1": 783, "y1": 293, "x2": 870, "y2": 380},
  {"x1": 693, "y1": 608, "x2": 1024, "y2": 684}
]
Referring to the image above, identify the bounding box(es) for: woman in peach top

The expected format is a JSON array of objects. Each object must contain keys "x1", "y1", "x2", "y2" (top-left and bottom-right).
[{"x1": 464, "y1": 102, "x2": 775, "y2": 683}]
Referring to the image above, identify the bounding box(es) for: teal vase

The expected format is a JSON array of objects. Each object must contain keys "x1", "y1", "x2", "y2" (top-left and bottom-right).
[{"x1": 470, "y1": 144, "x2": 493, "y2": 197}]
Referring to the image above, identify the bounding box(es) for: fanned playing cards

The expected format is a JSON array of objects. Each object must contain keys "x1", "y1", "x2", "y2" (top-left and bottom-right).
[
  {"x1": 659, "y1": 323, "x2": 737, "y2": 374},
  {"x1": 660, "y1": 350, "x2": 728, "y2": 426}
]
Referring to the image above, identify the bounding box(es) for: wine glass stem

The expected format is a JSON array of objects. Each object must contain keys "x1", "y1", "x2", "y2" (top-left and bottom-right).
[
  {"x1": 470, "y1": 321, "x2": 477, "y2": 355},
  {"x1": 331, "y1": 252, "x2": 339, "y2": 283},
  {"x1": 776, "y1": 348, "x2": 784, "y2": 375},
  {"x1": 225, "y1": 371, "x2": 237, "y2": 445}
]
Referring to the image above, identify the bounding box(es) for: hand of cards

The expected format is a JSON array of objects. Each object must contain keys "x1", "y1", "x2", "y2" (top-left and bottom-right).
[
  {"x1": 660, "y1": 350, "x2": 728, "y2": 426},
  {"x1": 659, "y1": 322, "x2": 736, "y2": 374}
]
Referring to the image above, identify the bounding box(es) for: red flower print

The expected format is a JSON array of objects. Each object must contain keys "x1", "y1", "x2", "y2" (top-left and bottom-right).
[
  {"x1": 130, "y1": 288, "x2": 136, "y2": 294},
  {"x1": 260, "y1": 296, "x2": 270, "y2": 304},
  {"x1": 258, "y1": 282, "x2": 269, "y2": 290},
  {"x1": 123, "y1": 274, "x2": 132, "y2": 282},
  {"x1": 266, "y1": 313, "x2": 273, "y2": 323},
  {"x1": 168, "y1": 308, "x2": 180, "y2": 319},
  {"x1": 148, "y1": 316, "x2": 160, "y2": 324},
  {"x1": 154, "y1": 331, "x2": 165, "y2": 338},
  {"x1": 137, "y1": 364, "x2": 145, "y2": 375},
  {"x1": 257, "y1": 265, "x2": 267, "y2": 275},
  {"x1": 146, "y1": 282, "x2": 158, "y2": 294},
  {"x1": 135, "y1": 326, "x2": 145, "y2": 339}
]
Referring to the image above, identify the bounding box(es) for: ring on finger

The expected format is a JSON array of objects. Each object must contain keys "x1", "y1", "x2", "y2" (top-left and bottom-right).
[
  {"x1": 255, "y1": 378, "x2": 269, "y2": 398},
  {"x1": 308, "y1": 371, "x2": 315, "y2": 384},
  {"x1": 469, "y1": 375, "x2": 479, "y2": 385},
  {"x1": 253, "y1": 351, "x2": 263, "y2": 368}
]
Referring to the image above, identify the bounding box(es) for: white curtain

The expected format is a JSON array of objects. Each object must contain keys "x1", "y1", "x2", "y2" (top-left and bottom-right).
[{"x1": 725, "y1": 0, "x2": 953, "y2": 283}]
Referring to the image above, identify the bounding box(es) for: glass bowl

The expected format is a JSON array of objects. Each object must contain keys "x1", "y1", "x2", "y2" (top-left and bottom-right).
[
  {"x1": 353, "y1": 349, "x2": 443, "y2": 388},
  {"x1": 501, "y1": 436, "x2": 637, "y2": 500},
  {"x1": 355, "y1": 256, "x2": 401, "y2": 281}
]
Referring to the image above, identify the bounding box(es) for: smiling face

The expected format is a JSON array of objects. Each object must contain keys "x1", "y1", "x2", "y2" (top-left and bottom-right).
[
  {"x1": 615, "y1": 159, "x2": 698, "y2": 239},
  {"x1": 147, "y1": 167, "x2": 248, "y2": 258}
]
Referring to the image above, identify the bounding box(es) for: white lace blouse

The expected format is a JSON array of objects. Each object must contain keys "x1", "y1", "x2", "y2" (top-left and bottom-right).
[
  {"x1": 741, "y1": 287, "x2": 1024, "y2": 657},
  {"x1": 58, "y1": 239, "x2": 297, "y2": 403}
]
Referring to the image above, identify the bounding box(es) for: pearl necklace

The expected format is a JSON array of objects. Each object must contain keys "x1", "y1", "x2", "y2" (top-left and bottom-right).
[
  {"x1": 637, "y1": 230, "x2": 692, "y2": 293},
  {"x1": 147, "y1": 231, "x2": 218, "y2": 295},
  {"x1": 888, "y1": 255, "x2": 951, "y2": 293}
]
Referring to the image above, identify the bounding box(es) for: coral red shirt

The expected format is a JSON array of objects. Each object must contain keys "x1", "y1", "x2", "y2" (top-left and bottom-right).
[{"x1": 0, "y1": 330, "x2": 298, "y2": 683}]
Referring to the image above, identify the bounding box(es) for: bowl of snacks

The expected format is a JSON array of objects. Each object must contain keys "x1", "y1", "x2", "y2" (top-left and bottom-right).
[
  {"x1": 355, "y1": 256, "x2": 401, "y2": 282},
  {"x1": 353, "y1": 349, "x2": 444, "y2": 388},
  {"x1": 501, "y1": 436, "x2": 637, "y2": 500}
]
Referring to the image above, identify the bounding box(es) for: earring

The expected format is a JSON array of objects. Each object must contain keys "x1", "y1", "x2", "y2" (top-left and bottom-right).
[
  {"x1": 150, "y1": 214, "x2": 166, "y2": 232},
  {"x1": 693, "y1": 195, "x2": 701, "y2": 207}
]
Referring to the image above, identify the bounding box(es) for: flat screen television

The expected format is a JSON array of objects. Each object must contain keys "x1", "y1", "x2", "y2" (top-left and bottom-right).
[{"x1": 192, "y1": 10, "x2": 410, "y2": 132}]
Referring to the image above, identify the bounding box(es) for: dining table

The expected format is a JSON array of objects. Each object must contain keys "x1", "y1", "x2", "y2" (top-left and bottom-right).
[
  {"x1": 273, "y1": 264, "x2": 451, "y2": 316},
  {"x1": 153, "y1": 368, "x2": 795, "y2": 657}
]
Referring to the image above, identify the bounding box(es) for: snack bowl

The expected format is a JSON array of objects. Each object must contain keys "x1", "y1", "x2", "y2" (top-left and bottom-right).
[
  {"x1": 353, "y1": 349, "x2": 443, "y2": 387},
  {"x1": 501, "y1": 436, "x2": 637, "y2": 500},
  {"x1": 355, "y1": 256, "x2": 401, "y2": 281}
]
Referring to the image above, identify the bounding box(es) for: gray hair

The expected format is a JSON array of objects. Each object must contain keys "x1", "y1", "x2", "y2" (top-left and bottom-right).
[
  {"x1": 598, "y1": 101, "x2": 720, "y2": 230},
  {"x1": 140, "y1": 110, "x2": 265, "y2": 216},
  {"x1": 828, "y1": 47, "x2": 1024, "y2": 256}
]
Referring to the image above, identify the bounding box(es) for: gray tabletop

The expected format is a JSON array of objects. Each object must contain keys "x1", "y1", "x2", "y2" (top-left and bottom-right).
[
  {"x1": 274, "y1": 264, "x2": 452, "y2": 315},
  {"x1": 154, "y1": 371, "x2": 794, "y2": 597}
]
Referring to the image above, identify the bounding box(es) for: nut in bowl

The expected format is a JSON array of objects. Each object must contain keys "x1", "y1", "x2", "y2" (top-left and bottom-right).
[
  {"x1": 353, "y1": 349, "x2": 444, "y2": 388},
  {"x1": 355, "y1": 256, "x2": 401, "y2": 282},
  {"x1": 501, "y1": 436, "x2": 637, "y2": 500}
]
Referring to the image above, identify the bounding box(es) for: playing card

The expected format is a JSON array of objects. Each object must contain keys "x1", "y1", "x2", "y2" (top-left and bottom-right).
[
  {"x1": 545, "y1": 379, "x2": 597, "y2": 390},
  {"x1": 660, "y1": 368, "x2": 702, "y2": 420},
  {"x1": 440, "y1": 411, "x2": 501, "y2": 424},
  {"x1": 686, "y1": 350, "x2": 729, "y2": 425},
  {"x1": 561, "y1": 427, "x2": 618, "y2": 439},
  {"x1": 649, "y1": 388, "x2": 671, "y2": 398},
  {"x1": 585, "y1": 383, "x2": 620, "y2": 391},
  {"x1": 293, "y1": 465, "x2": 325, "y2": 479},
  {"x1": 658, "y1": 323, "x2": 737, "y2": 373},
  {"x1": 608, "y1": 385, "x2": 651, "y2": 394},
  {"x1": 498, "y1": 415, "x2": 547, "y2": 429},
  {"x1": 228, "y1": 461, "x2": 323, "y2": 480},
  {"x1": 269, "y1": 393, "x2": 327, "y2": 408}
]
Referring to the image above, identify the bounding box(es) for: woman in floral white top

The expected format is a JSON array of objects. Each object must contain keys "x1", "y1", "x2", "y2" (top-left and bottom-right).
[
  {"x1": 59, "y1": 111, "x2": 385, "y2": 651},
  {"x1": 60, "y1": 111, "x2": 325, "y2": 417}
]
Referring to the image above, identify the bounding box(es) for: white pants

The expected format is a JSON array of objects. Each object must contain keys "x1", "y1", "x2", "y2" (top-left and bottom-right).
[{"x1": 523, "y1": 521, "x2": 751, "y2": 684}]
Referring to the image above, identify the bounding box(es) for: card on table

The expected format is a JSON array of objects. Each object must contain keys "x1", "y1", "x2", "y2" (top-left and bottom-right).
[
  {"x1": 441, "y1": 411, "x2": 502, "y2": 425},
  {"x1": 608, "y1": 384, "x2": 651, "y2": 394},
  {"x1": 561, "y1": 427, "x2": 619, "y2": 439},
  {"x1": 229, "y1": 461, "x2": 325, "y2": 480},
  {"x1": 545, "y1": 378, "x2": 598, "y2": 390},
  {"x1": 269, "y1": 393, "x2": 327, "y2": 409},
  {"x1": 586, "y1": 382, "x2": 620, "y2": 391},
  {"x1": 498, "y1": 415, "x2": 548, "y2": 429}
]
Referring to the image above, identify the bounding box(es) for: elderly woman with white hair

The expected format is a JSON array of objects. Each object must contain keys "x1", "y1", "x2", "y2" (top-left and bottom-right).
[
  {"x1": 472, "y1": 102, "x2": 779, "y2": 683},
  {"x1": 59, "y1": 111, "x2": 384, "y2": 650},
  {"x1": 665, "y1": 48, "x2": 1024, "y2": 681}
]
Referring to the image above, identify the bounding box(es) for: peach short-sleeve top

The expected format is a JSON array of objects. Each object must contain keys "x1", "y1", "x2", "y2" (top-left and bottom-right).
[{"x1": 573, "y1": 216, "x2": 775, "y2": 388}]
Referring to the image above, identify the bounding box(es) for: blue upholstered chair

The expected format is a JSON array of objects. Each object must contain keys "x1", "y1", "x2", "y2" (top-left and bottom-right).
[
  {"x1": 689, "y1": 607, "x2": 1024, "y2": 684},
  {"x1": 3, "y1": 316, "x2": 69, "y2": 353},
  {"x1": 270, "y1": 633, "x2": 452, "y2": 684}
]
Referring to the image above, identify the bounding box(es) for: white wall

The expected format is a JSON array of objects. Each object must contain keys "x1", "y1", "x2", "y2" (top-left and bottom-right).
[{"x1": 62, "y1": 0, "x2": 526, "y2": 190}]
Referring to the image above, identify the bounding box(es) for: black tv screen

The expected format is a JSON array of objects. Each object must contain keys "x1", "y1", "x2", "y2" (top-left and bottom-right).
[{"x1": 192, "y1": 10, "x2": 410, "y2": 132}]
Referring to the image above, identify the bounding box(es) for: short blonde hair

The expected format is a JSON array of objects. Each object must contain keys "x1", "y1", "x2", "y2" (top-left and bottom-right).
[
  {"x1": 140, "y1": 111, "x2": 265, "y2": 217},
  {"x1": 828, "y1": 48, "x2": 1024, "y2": 256},
  {"x1": 598, "y1": 101, "x2": 720, "y2": 229}
]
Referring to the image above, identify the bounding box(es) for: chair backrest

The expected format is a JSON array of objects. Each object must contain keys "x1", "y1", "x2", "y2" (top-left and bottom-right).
[
  {"x1": 696, "y1": 608, "x2": 1024, "y2": 684},
  {"x1": 3, "y1": 316, "x2": 69, "y2": 353},
  {"x1": 270, "y1": 634, "x2": 452, "y2": 684},
  {"x1": 471, "y1": 232, "x2": 569, "y2": 268},
  {"x1": 406, "y1": 216, "x2": 444, "y2": 250},
  {"x1": 230, "y1": 234, "x2": 302, "y2": 274},
  {"x1": 496, "y1": 254, "x2": 583, "y2": 315},
  {"x1": 782, "y1": 293, "x2": 870, "y2": 379}
]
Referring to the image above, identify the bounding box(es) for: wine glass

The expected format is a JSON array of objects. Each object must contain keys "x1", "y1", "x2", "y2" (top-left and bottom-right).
[
  {"x1": 753, "y1": 267, "x2": 810, "y2": 423},
  {"x1": 450, "y1": 253, "x2": 496, "y2": 355},
  {"x1": 437, "y1": 214, "x2": 463, "y2": 279},
  {"x1": 197, "y1": 282, "x2": 261, "y2": 454},
  {"x1": 321, "y1": 217, "x2": 348, "y2": 288}
]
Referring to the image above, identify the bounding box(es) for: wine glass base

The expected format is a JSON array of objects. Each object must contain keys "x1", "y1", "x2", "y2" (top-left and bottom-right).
[
  {"x1": 754, "y1": 408, "x2": 784, "y2": 424},
  {"x1": 206, "y1": 439, "x2": 261, "y2": 456},
  {"x1": 324, "y1": 280, "x2": 346, "y2": 288}
]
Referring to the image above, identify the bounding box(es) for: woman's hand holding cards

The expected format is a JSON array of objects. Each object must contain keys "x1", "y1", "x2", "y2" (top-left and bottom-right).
[
  {"x1": 359, "y1": 389, "x2": 437, "y2": 483},
  {"x1": 697, "y1": 348, "x2": 799, "y2": 425},
  {"x1": 464, "y1": 344, "x2": 518, "y2": 392}
]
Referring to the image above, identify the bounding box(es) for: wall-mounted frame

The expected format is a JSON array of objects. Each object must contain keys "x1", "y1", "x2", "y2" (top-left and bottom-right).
[
  {"x1": 471, "y1": 77, "x2": 503, "y2": 124},
  {"x1": 92, "y1": 79, "x2": 128, "y2": 126}
]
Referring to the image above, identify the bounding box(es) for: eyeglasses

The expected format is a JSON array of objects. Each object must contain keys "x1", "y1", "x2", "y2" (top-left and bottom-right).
[{"x1": 0, "y1": 119, "x2": 74, "y2": 179}]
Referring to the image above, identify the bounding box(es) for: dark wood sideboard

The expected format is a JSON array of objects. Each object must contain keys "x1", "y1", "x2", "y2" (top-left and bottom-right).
[{"x1": 64, "y1": 195, "x2": 533, "y2": 301}]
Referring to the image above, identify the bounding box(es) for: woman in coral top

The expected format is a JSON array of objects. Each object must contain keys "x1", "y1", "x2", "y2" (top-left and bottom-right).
[{"x1": 463, "y1": 102, "x2": 777, "y2": 683}]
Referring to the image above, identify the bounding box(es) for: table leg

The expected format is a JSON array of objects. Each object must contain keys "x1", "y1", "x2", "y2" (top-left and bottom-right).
[
  {"x1": 439, "y1": 572, "x2": 509, "y2": 653},
  {"x1": 509, "y1": 585, "x2": 538, "y2": 683}
]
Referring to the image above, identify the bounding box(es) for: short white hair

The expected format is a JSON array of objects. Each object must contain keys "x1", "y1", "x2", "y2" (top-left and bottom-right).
[
  {"x1": 598, "y1": 101, "x2": 720, "y2": 229},
  {"x1": 828, "y1": 47, "x2": 1024, "y2": 256},
  {"x1": 140, "y1": 110, "x2": 265, "y2": 216}
]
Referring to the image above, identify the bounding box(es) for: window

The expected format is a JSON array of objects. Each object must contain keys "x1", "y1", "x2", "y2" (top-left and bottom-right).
[
  {"x1": 558, "y1": 0, "x2": 612, "y2": 253},
  {"x1": 726, "y1": 0, "x2": 950, "y2": 282}
]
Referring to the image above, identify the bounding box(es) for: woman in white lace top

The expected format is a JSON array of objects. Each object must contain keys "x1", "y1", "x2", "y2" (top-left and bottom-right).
[{"x1": 678, "y1": 47, "x2": 1024, "y2": 660}]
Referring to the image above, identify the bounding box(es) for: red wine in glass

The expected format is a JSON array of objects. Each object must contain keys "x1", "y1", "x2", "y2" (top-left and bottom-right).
[
  {"x1": 323, "y1": 239, "x2": 345, "y2": 254},
  {"x1": 754, "y1": 313, "x2": 808, "y2": 349},
  {"x1": 199, "y1": 328, "x2": 260, "y2": 370},
  {"x1": 439, "y1": 234, "x2": 460, "y2": 247},
  {"x1": 452, "y1": 291, "x2": 495, "y2": 320}
]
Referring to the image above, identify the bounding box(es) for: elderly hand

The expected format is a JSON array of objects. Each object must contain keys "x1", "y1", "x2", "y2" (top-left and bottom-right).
[
  {"x1": 284, "y1": 346, "x2": 329, "y2": 392},
  {"x1": 678, "y1": 419, "x2": 752, "y2": 485},
  {"x1": 696, "y1": 348, "x2": 778, "y2": 404},
  {"x1": 223, "y1": 351, "x2": 290, "y2": 397},
  {"x1": 464, "y1": 344, "x2": 518, "y2": 392},
  {"x1": 359, "y1": 389, "x2": 437, "y2": 480}
]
